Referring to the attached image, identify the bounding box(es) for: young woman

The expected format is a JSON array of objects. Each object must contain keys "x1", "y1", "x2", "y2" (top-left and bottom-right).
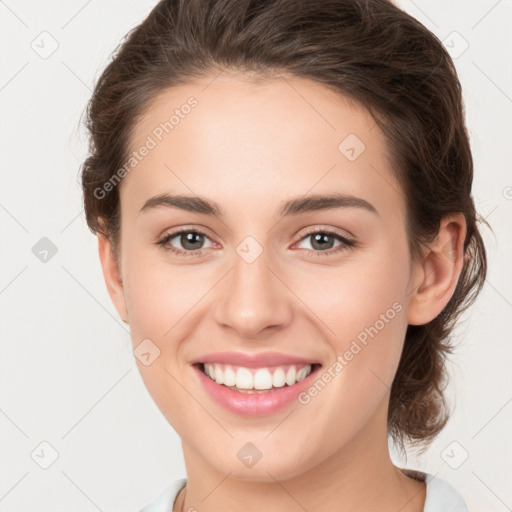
[{"x1": 80, "y1": 1, "x2": 488, "y2": 510}]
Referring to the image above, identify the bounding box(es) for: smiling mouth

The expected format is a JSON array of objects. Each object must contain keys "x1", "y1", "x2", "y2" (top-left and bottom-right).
[{"x1": 195, "y1": 362, "x2": 322, "y2": 394}]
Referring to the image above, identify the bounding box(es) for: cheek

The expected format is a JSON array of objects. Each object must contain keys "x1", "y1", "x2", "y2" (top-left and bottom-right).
[
  {"x1": 122, "y1": 256, "x2": 209, "y2": 432},
  {"x1": 122, "y1": 246, "x2": 210, "y2": 338},
  {"x1": 290, "y1": 245, "x2": 410, "y2": 395},
  {"x1": 290, "y1": 268, "x2": 408, "y2": 447},
  {"x1": 292, "y1": 247, "x2": 409, "y2": 342}
]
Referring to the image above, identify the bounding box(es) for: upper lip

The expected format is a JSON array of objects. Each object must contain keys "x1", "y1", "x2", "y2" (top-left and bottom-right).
[{"x1": 192, "y1": 351, "x2": 321, "y2": 368}]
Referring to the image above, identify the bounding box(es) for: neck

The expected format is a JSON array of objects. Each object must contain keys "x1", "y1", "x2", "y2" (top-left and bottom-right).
[{"x1": 176, "y1": 401, "x2": 425, "y2": 512}]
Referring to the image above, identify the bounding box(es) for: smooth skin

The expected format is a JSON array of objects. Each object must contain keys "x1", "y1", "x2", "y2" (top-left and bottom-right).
[{"x1": 98, "y1": 70, "x2": 466, "y2": 512}]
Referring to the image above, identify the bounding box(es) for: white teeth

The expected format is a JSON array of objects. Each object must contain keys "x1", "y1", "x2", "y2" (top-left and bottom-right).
[
  {"x1": 296, "y1": 367, "x2": 308, "y2": 382},
  {"x1": 254, "y1": 369, "x2": 273, "y2": 390},
  {"x1": 272, "y1": 368, "x2": 286, "y2": 388},
  {"x1": 223, "y1": 366, "x2": 236, "y2": 386},
  {"x1": 285, "y1": 366, "x2": 296, "y2": 386},
  {"x1": 203, "y1": 363, "x2": 313, "y2": 390},
  {"x1": 214, "y1": 365, "x2": 224, "y2": 385},
  {"x1": 235, "y1": 367, "x2": 253, "y2": 389}
]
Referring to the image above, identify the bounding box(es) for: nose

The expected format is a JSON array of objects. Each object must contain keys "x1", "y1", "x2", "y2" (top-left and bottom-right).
[{"x1": 213, "y1": 248, "x2": 294, "y2": 339}]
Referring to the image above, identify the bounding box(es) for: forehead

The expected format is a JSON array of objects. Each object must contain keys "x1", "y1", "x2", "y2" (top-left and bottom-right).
[{"x1": 122, "y1": 71, "x2": 404, "y2": 223}]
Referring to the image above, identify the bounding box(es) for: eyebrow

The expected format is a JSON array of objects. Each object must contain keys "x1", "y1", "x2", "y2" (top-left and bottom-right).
[{"x1": 140, "y1": 192, "x2": 379, "y2": 217}]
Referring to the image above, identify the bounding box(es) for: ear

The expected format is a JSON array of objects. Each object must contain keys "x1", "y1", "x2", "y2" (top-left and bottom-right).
[
  {"x1": 97, "y1": 234, "x2": 129, "y2": 324},
  {"x1": 407, "y1": 213, "x2": 467, "y2": 326}
]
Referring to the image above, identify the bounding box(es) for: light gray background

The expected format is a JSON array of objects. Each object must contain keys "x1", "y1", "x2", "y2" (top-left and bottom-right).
[{"x1": 0, "y1": 1, "x2": 510, "y2": 510}]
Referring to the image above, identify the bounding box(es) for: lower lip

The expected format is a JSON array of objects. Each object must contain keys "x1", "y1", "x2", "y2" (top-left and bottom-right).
[{"x1": 193, "y1": 364, "x2": 321, "y2": 417}]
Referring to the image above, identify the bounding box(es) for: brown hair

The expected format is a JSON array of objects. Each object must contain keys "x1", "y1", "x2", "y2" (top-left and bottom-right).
[{"x1": 80, "y1": 0, "x2": 488, "y2": 453}]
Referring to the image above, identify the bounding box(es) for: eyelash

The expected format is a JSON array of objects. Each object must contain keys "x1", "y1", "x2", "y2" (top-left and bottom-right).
[{"x1": 156, "y1": 227, "x2": 357, "y2": 258}]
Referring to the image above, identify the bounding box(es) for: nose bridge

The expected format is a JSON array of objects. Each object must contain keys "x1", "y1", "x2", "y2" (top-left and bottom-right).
[{"x1": 213, "y1": 239, "x2": 293, "y2": 336}]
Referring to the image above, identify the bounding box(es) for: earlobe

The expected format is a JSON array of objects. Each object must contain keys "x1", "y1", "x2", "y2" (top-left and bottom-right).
[
  {"x1": 97, "y1": 234, "x2": 129, "y2": 324},
  {"x1": 407, "y1": 213, "x2": 467, "y2": 326}
]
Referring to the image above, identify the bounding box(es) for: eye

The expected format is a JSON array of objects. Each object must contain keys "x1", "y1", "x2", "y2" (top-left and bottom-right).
[
  {"x1": 156, "y1": 229, "x2": 215, "y2": 255},
  {"x1": 293, "y1": 228, "x2": 356, "y2": 256},
  {"x1": 156, "y1": 227, "x2": 356, "y2": 258}
]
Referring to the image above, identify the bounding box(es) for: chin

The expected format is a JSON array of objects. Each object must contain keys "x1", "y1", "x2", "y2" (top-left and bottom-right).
[{"x1": 208, "y1": 447, "x2": 321, "y2": 483}]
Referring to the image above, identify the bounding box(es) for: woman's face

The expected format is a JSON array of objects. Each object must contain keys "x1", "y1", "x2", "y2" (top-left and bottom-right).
[{"x1": 106, "y1": 72, "x2": 422, "y2": 480}]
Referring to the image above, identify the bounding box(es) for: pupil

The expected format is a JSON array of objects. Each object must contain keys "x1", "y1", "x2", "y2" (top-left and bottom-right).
[
  {"x1": 182, "y1": 232, "x2": 203, "y2": 250},
  {"x1": 311, "y1": 233, "x2": 334, "y2": 251}
]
